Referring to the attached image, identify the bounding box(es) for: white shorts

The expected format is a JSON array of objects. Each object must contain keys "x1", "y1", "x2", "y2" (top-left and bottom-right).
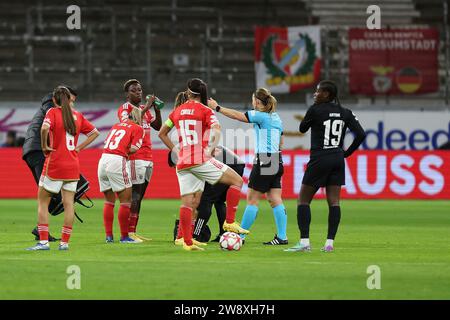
[
  {"x1": 39, "y1": 175, "x2": 78, "y2": 194},
  {"x1": 176, "y1": 158, "x2": 229, "y2": 196},
  {"x1": 98, "y1": 154, "x2": 132, "y2": 193},
  {"x1": 129, "y1": 160, "x2": 153, "y2": 184}
]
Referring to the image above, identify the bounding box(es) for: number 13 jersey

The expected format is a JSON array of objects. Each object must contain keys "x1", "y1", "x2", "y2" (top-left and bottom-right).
[
  {"x1": 166, "y1": 100, "x2": 219, "y2": 170},
  {"x1": 299, "y1": 102, "x2": 365, "y2": 157},
  {"x1": 103, "y1": 120, "x2": 145, "y2": 158}
]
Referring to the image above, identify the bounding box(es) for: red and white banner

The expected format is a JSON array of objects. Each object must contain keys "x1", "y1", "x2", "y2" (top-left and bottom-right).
[
  {"x1": 1, "y1": 149, "x2": 449, "y2": 199},
  {"x1": 255, "y1": 26, "x2": 321, "y2": 93},
  {"x1": 349, "y1": 28, "x2": 439, "y2": 95}
]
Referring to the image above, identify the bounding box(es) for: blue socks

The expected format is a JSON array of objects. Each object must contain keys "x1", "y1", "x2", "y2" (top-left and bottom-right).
[
  {"x1": 273, "y1": 204, "x2": 288, "y2": 240},
  {"x1": 240, "y1": 205, "x2": 259, "y2": 239}
]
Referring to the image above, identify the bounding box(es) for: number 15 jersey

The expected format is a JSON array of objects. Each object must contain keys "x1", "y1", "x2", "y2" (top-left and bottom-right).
[
  {"x1": 299, "y1": 102, "x2": 365, "y2": 157},
  {"x1": 166, "y1": 100, "x2": 219, "y2": 170}
]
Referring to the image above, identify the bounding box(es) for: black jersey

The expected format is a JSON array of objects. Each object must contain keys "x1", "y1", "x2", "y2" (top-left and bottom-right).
[{"x1": 299, "y1": 102, "x2": 366, "y2": 158}]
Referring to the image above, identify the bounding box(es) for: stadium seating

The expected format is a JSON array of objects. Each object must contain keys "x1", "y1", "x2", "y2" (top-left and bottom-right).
[{"x1": 0, "y1": 0, "x2": 448, "y2": 105}]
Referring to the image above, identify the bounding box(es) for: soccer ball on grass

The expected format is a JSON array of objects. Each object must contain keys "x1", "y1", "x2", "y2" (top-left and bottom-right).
[{"x1": 219, "y1": 232, "x2": 242, "y2": 251}]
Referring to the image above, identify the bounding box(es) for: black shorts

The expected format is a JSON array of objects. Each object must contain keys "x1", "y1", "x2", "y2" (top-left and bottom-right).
[
  {"x1": 248, "y1": 154, "x2": 284, "y2": 193},
  {"x1": 302, "y1": 152, "x2": 345, "y2": 187}
]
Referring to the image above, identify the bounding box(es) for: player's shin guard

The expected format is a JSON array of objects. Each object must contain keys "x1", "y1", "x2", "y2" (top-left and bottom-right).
[
  {"x1": 297, "y1": 204, "x2": 311, "y2": 239},
  {"x1": 118, "y1": 203, "x2": 131, "y2": 238},
  {"x1": 180, "y1": 206, "x2": 193, "y2": 245},
  {"x1": 61, "y1": 226, "x2": 72, "y2": 244},
  {"x1": 327, "y1": 206, "x2": 341, "y2": 240},
  {"x1": 225, "y1": 185, "x2": 241, "y2": 224},
  {"x1": 240, "y1": 205, "x2": 258, "y2": 238},
  {"x1": 273, "y1": 204, "x2": 287, "y2": 240},
  {"x1": 103, "y1": 202, "x2": 115, "y2": 237}
]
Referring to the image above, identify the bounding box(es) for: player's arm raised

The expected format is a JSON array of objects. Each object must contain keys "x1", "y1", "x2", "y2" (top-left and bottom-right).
[{"x1": 207, "y1": 98, "x2": 249, "y2": 123}]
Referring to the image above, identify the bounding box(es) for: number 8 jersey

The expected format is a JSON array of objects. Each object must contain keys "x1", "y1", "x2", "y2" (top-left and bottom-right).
[
  {"x1": 299, "y1": 102, "x2": 365, "y2": 157},
  {"x1": 42, "y1": 107, "x2": 97, "y2": 180}
]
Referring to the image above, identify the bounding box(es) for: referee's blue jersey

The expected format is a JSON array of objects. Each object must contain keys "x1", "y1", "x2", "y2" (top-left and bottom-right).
[{"x1": 244, "y1": 110, "x2": 283, "y2": 154}]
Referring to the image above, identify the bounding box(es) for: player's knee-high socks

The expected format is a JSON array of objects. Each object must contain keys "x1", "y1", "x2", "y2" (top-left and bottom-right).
[
  {"x1": 327, "y1": 206, "x2": 341, "y2": 240},
  {"x1": 61, "y1": 226, "x2": 72, "y2": 244},
  {"x1": 180, "y1": 206, "x2": 193, "y2": 245},
  {"x1": 272, "y1": 204, "x2": 287, "y2": 240},
  {"x1": 118, "y1": 203, "x2": 131, "y2": 238},
  {"x1": 129, "y1": 183, "x2": 145, "y2": 233},
  {"x1": 297, "y1": 204, "x2": 311, "y2": 239},
  {"x1": 103, "y1": 202, "x2": 115, "y2": 237},
  {"x1": 225, "y1": 185, "x2": 241, "y2": 223},
  {"x1": 240, "y1": 205, "x2": 258, "y2": 239}
]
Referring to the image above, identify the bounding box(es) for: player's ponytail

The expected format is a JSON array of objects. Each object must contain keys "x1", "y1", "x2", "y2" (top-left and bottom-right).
[
  {"x1": 53, "y1": 86, "x2": 76, "y2": 136},
  {"x1": 174, "y1": 91, "x2": 188, "y2": 109},
  {"x1": 255, "y1": 87, "x2": 277, "y2": 113},
  {"x1": 128, "y1": 107, "x2": 142, "y2": 125},
  {"x1": 187, "y1": 78, "x2": 208, "y2": 106}
]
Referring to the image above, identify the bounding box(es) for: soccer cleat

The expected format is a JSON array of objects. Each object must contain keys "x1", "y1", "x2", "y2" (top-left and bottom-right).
[
  {"x1": 284, "y1": 241, "x2": 312, "y2": 252},
  {"x1": 32, "y1": 227, "x2": 59, "y2": 242},
  {"x1": 321, "y1": 245, "x2": 334, "y2": 253},
  {"x1": 128, "y1": 233, "x2": 144, "y2": 243},
  {"x1": 58, "y1": 243, "x2": 69, "y2": 251},
  {"x1": 174, "y1": 237, "x2": 207, "y2": 246},
  {"x1": 223, "y1": 221, "x2": 250, "y2": 235},
  {"x1": 119, "y1": 236, "x2": 141, "y2": 244},
  {"x1": 26, "y1": 242, "x2": 50, "y2": 251},
  {"x1": 263, "y1": 234, "x2": 288, "y2": 245},
  {"x1": 105, "y1": 236, "x2": 114, "y2": 243},
  {"x1": 182, "y1": 242, "x2": 205, "y2": 251}
]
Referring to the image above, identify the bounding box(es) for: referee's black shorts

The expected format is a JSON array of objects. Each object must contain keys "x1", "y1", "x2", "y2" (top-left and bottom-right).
[
  {"x1": 248, "y1": 153, "x2": 284, "y2": 193},
  {"x1": 302, "y1": 152, "x2": 345, "y2": 188}
]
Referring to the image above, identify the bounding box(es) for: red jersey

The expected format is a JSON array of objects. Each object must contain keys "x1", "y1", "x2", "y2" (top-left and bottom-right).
[
  {"x1": 167, "y1": 100, "x2": 219, "y2": 170},
  {"x1": 117, "y1": 102, "x2": 154, "y2": 161},
  {"x1": 103, "y1": 120, "x2": 145, "y2": 158},
  {"x1": 42, "y1": 107, "x2": 97, "y2": 180}
]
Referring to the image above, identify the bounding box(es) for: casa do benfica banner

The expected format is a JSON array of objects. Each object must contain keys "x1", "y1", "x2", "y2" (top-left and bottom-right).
[
  {"x1": 1, "y1": 149, "x2": 449, "y2": 199},
  {"x1": 349, "y1": 28, "x2": 439, "y2": 95},
  {"x1": 255, "y1": 26, "x2": 321, "y2": 93}
]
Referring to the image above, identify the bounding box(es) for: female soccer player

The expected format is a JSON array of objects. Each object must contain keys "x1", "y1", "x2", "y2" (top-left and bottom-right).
[
  {"x1": 158, "y1": 78, "x2": 248, "y2": 251},
  {"x1": 27, "y1": 86, "x2": 99, "y2": 251},
  {"x1": 207, "y1": 88, "x2": 288, "y2": 245},
  {"x1": 98, "y1": 108, "x2": 145, "y2": 244},
  {"x1": 117, "y1": 79, "x2": 162, "y2": 242},
  {"x1": 285, "y1": 80, "x2": 366, "y2": 253}
]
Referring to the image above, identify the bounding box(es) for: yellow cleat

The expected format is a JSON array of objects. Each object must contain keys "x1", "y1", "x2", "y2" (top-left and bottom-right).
[
  {"x1": 128, "y1": 233, "x2": 144, "y2": 243},
  {"x1": 223, "y1": 221, "x2": 250, "y2": 234},
  {"x1": 182, "y1": 242, "x2": 205, "y2": 251},
  {"x1": 175, "y1": 237, "x2": 207, "y2": 246}
]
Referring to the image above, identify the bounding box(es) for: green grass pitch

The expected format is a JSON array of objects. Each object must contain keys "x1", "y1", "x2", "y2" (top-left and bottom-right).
[{"x1": 0, "y1": 199, "x2": 449, "y2": 300}]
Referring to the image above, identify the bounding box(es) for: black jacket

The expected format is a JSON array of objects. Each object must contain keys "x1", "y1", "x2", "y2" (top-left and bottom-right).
[{"x1": 22, "y1": 93, "x2": 54, "y2": 159}]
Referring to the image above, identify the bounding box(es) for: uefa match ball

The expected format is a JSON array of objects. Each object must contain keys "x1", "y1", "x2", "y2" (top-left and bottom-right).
[{"x1": 219, "y1": 232, "x2": 242, "y2": 251}]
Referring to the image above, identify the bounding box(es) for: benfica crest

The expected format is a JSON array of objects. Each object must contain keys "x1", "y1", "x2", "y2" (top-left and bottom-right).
[{"x1": 255, "y1": 26, "x2": 321, "y2": 93}]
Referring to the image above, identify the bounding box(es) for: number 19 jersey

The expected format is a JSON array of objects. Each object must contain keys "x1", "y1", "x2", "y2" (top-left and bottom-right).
[
  {"x1": 166, "y1": 101, "x2": 219, "y2": 170},
  {"x1": 103, "y1": 120, "x2": 145, "y2": 158},
  {"x1": 299, "y1": 102, "x2": 364, "y2": 157}
]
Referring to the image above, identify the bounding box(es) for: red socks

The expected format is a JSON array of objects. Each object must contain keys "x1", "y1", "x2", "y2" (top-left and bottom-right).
[
  {"x1": 61, "y1": 226, "x2": 72, "y2": 243},
  {"x1": 226, "y1": 185, "x2": 241, "y2": 223},
  {"x1": 103, "y1": 202, "x2": 115, "y2": 237},
  {"x1": 38, "y1": 224, "x2": 49, "y2": 242},
  {"x1": 179, "y1": 206, "x2": 193, "y2": 245},
  {"x1": 118, "y1": 203, "x2": 131, "y2": 238}
]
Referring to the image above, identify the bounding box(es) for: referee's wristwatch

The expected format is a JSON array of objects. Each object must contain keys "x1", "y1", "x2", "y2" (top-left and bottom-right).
[{"x1": 215, "y1": 105, "x2": 221, "y2": 112}]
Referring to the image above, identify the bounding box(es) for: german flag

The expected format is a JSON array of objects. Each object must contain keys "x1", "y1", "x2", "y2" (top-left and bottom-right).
[{"x1": 396, "y1": 67, "x2": 422, "y2": 93}]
